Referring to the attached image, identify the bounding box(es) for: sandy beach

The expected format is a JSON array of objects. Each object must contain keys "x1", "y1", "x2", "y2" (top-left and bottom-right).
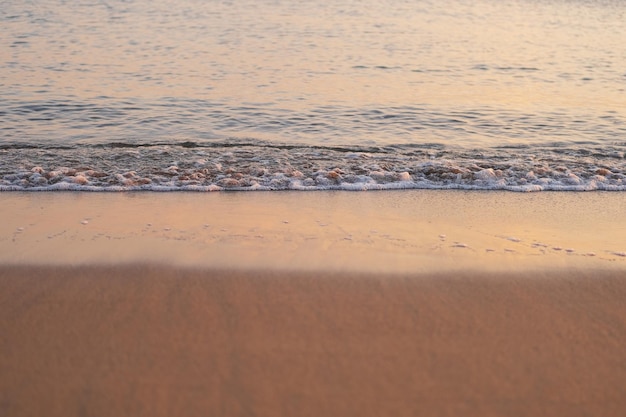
[
  {"x1": 4, "y1": 0, "x2": 626, "y2": 414},
  {"x1": 1, "y1": 191, "x2": 625, "y2": 416},
  {"x1": 2, "y1": 191, "x2": 625, "y2": 271}
]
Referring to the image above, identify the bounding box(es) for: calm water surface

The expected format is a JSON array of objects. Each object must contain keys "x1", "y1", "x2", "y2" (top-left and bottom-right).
[{"x1": 1, "y1": 0, "x2": 625, "y2": 191}]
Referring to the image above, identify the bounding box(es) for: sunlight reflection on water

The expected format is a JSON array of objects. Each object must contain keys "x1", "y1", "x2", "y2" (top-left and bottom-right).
[{"x1": 2, "y1": 0, "x2": 625, "y2": 149}]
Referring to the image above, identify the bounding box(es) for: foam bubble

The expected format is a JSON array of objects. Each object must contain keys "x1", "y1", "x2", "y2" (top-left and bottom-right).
[{"x1": 474, "y1": 168, "x2": 497, "y2": 181}]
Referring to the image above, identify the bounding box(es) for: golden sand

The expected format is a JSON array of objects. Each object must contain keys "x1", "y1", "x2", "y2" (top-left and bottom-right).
[
  {"x1": 1, "y1": 265, "x2": 625, "y2": 417},
  {"x1": 1, "y1": 191, "x2": 625, "y2": 272},
  {"x1": 0, "y1": 191, "x2": 625, "y2": 416}
]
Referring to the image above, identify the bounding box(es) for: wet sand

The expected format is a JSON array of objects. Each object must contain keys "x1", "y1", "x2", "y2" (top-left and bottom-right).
[
  {"x1": 2, "y1": 191, "x2": 625, "y2": 271},
  {"x1": 1, "y1": 191, "x2": 625, "y2": 416}
]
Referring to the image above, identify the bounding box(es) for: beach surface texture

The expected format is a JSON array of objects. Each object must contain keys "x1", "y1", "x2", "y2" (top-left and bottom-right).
[{"x1": 1, "y1": 191, "x2": 625, "y2": 416}]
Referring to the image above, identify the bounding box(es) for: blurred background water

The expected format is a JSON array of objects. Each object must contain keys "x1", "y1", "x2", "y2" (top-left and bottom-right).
[
  {"x1": 1, "y1": 0, "x2": 625, "y2": 191},
  {"x1": 3, "y1": 0, "x2": 625, "y2": 147}
]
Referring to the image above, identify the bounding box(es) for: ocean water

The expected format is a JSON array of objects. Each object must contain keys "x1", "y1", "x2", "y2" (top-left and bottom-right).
[{"x1": 1, "y1": 0, "x2": 625, "y2": 191}]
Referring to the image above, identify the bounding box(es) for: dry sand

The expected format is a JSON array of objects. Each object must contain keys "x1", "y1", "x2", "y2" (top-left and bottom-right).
[
  {"x1": 1, "y1": 266, "x2": 626, "y2": 417},
  {"x1": 1, "y1": 191, "x2": 625, "y2": 416}
]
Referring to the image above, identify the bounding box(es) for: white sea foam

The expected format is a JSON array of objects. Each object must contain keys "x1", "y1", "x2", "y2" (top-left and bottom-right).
[{"x1": 1, "y1": 143, "x2": 625, "y2": 192}]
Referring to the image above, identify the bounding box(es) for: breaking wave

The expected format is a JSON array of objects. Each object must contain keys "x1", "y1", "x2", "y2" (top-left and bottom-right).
[{"x1": 2, "y1": 141, "x2": 624, "y2": 192}]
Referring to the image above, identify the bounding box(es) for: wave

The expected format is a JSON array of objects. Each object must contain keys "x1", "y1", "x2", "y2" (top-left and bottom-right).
[
  {"x1": 3, "y1": 97, "x2": 625, "y2": 148},
  {"x1": 1, "y1": 141, "x2": 624, "y2": 192}
]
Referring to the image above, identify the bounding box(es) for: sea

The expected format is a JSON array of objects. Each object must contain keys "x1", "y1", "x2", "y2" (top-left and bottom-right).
[{"x1": 2, "y1": 0, "x2": 625, "y2": 192}]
